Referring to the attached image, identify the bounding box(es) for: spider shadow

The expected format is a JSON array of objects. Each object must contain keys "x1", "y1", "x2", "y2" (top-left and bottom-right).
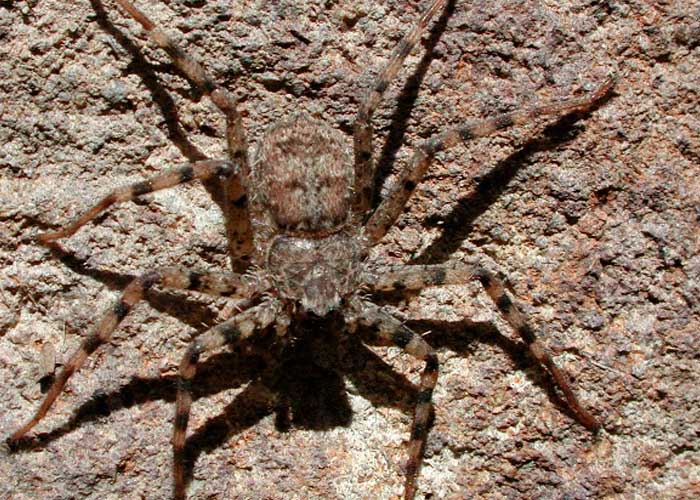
[
  {"x1": 409, "y1": 318, "x2": 592, "y2": 428},
  {"x1": 88, "y1": 0, "x2": 206, "y2": 163},
  {"x1": 412, "y1": 110, "x2": 610, "y2": 264},
  {"x1": 8, "y1": 315, "x2": 426, "y2": 485},
  {"x1": 8, "y1": 346, "x2": 266, "y2": 452},
  {"x1": 9, "y1": 308, "x2": 592, "y2": 492},
  {"x1": 373, "y1": 286, "x2": 600, "y2": 430},
  {"x1": 179, "y1": 316, "x2": 422, "y2": 484}
]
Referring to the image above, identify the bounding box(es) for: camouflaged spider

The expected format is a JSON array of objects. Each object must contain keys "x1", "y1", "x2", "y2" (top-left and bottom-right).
[{"x1": 8, "y1": 0, "x2": 613, "y2": 498}]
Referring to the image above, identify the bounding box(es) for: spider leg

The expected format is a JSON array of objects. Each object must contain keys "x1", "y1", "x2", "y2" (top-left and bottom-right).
[
  {"x1": 353, "y1": 0, "x2": 448, "y2": 217},
  {"x1": 346, "y1": 296, "x2": 439, "y2": 500},
  {"x1": 172, "y1": 299, "x2": 282, "y2": 500},
  {"x1": 37, "y1": 159, "x2": 234, "y2": 242},
  {"x1": 364, "y1": 77, "x2": 614, "y2": 242},
  {"x1": 7, "y1": 266, "x2": 260, "y2": 445},
  {"x1": 361, "y1": 262, "x2": 600, "y2": 431},
  {"x1": 112, "y1": 0, "x2": 253, "y2": 269}
]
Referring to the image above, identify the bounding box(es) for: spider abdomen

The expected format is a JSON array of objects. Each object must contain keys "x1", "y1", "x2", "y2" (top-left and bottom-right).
[{"x1": 253, "y1": 113, "x2": 354, "y2": 234}]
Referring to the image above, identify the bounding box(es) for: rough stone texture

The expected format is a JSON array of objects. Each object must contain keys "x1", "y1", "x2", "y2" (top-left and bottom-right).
[{"x1": 1, "y1": 1, "x2": 698, "y2": 499}]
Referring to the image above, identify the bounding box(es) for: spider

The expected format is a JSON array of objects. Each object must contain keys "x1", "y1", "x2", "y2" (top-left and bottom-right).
[{"x1": 8, "y1": 0, "x2": 613, "y2": 498}]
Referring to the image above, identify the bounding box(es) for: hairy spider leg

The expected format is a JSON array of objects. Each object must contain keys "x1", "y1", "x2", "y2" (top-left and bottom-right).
[
  {"x1": 365, "y1": 77, "x2": 615, "y2": 242},
  {"x1": 38, "y1": 159, "x2": 235, "y2": 242},
  {"x1": 362, "y1": 261, "x2": 599, "y2": 430},
  {"x1": 113, "y1": 0, "x2": 253, "y2": 270},
  {"x1": 8, "y1": 267, "x2": 260, "y2": 445},
  {"x1": 172, "y1": 300, "x2": 282, "y2": 500},
  {"x1": 347, "y1": 297, "x2": 439, "y2": 500},
  {"x1": 353, "y1": 0, "x2": 448, "y2": 217}
]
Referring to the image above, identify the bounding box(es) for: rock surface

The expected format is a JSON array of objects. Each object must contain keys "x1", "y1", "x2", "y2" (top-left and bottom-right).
[{"x1": 1, "y1": 0, "x2": 698, "y2": 499}]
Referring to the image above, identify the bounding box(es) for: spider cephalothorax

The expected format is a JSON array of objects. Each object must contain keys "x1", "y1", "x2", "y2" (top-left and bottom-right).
[
  {"x1": 266, "y1": 230, "x2": 366, "y2": 316},
  {"x1": 9, "y1": 1, "x2": 612, "y2": 499}
]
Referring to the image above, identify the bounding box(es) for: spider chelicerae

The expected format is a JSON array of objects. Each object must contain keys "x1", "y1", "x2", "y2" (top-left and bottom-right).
[{"x1": 8, "y1": 0, "x2": 613, "y2": 498}]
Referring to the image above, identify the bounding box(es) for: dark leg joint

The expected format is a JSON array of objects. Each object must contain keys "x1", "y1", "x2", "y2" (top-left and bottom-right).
[
  {"x1": 392, "y1": 329, "x2": 413, "y2": 349},
  {"x1": 416, "y1": 388, "x2": 433, "y2": 405},
  {"x1": 6, "y1": 436, "x2": 20, "y2": 452},
  {"x1": 114, "y1": 300, "x2": 130, "y2": 320},
  {"x1": 83, "y1": 335, "x2": 102, "y2": 355},
  {"x1": 397, "y1": 39, "x2": 412, "y2": 59},
  {"x1": 356, "y1": 110, "x2": 369, "y2": 123},
  {"x1": 132, "y1": 180, "x2": 153, "y2": 196},
  {"x1": 410, "y1": 422, "x2": 426, "y2": 441},
  {"x1": 179, "y1": 166, "x2": 195, "y2": 183},
  {"x1": 187, "y1": 271, "x2": 202, "y2": 290},
  {"x1": 200, "y1": 77, "x2": 217, "y2": 96},
  {"x1": 216, "y1": 162, "x2": 235, "y2": 177},
  {"x1": 392, "y1": 281, "x2": 406, "y2": 291},
  {"x1": 496, "y1": 293, "x2": 513, "y2": 311},
  {"x1": 431, "y1": 268, "x2": 446, "y2": 285},
  {"x1": 142, "y1": 271, "x2": 161, "y2": 289},
  {"x1": 177, "y1": 377, "x2": 193, "y2": 392},
  {"x1": 425, "y1": 353, "x2": 439, "y2": 373},
  {"x1": 518, "y1": 324, "x2": 537, "y2": 345},
  {"x1": 424, "y1": 138, "x2": 443, "y2": 155},
  {"x1": 458, "y1": 127, "x2": 474, "y2": 141},
  {"x1": 475, "y1": 269, "x2": 491, "y2": 287},
  {"x1": 173, "y1": 446, "x2": 186, "y2": 463},
  {"x1": 495, "y1": 114, "x2": 514, "y2": 129},
  {"x1": 174, "y1": 411, "x2": 189, "y2": 429},
  {"x1": 231, "y1": 194, "x2": 247, "y2": 208},
  {"x1": 220, "y1": 323, "x2": 240, "y2": 343},
  {"x1": 186, "y1": 344, "x2": 202, "y2": 364}
]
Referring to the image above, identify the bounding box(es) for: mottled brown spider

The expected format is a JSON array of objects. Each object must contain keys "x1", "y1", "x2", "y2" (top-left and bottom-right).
[{"x1": 8, "y1": 0, "x2": 613, "y2": 498}]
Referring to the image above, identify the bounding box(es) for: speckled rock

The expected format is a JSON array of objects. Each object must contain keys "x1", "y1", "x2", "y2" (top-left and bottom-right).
[{"x1": 1, "y1": 1, "x2": 698, "y2": 499}]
